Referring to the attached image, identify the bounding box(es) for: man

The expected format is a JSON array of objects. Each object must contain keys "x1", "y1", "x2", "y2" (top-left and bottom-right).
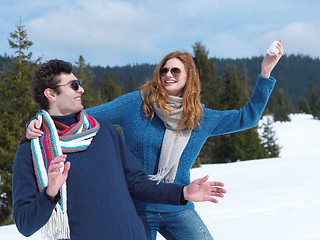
[{"x1": 12, "y1": 59, "x2": 226, "y2": 240}]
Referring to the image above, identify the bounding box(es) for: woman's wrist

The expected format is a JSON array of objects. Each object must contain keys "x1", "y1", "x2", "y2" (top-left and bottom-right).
[{"x1": 260, "y1": 69, "x2": 270, "y2": 79}]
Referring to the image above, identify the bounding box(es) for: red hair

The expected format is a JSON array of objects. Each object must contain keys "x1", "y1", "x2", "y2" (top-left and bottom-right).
[{"x1": 140, "y1": 51, "x2": 203, "y2": 131}]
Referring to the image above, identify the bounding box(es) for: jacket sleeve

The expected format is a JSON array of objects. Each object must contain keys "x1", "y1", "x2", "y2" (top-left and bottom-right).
[
  {"x1": 111, "y1": 126, "x2": 185, "y2": 205},
  {"x1": 12, "y1": 143, "x2": 57, "y2": 237},
  {"x1": 206, "y1": 75, "x2": 276, "y2": 136},
  {"x1": 85, "y1": 91, "x2": 140, "y2": 126}
]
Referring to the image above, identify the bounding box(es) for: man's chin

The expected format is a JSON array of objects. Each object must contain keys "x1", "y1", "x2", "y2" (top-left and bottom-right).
[{"x1": 74, "y1": 105, "x2": 84, "y2": 114}]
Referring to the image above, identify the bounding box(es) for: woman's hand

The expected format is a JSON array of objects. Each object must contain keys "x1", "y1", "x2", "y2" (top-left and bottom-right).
[
  {"x1": 261, "y1": 40, "x2": 284, "y2": 79},
  {"x1": 26, "y1": 119, "x2": 43, "y2": 139}
]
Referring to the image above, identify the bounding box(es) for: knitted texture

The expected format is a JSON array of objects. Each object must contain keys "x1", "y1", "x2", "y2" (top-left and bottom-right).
[
  {"x1": 150, "y1": 95, "x2": 191, "y2": 183},
  {"x1": 86, "y1": 75, "x2": 276, "y2": 213},
  {"x1": 13, "y1": 115, "x2": 184, "y2": 239}
]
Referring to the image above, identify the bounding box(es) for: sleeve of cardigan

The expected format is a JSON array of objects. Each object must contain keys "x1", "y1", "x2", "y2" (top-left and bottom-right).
[
  {"x1": 207, "y1": 75, "x2": 276, "y2": 136},
  {"x1": 26, "y1": 92, "x2": 141, "y2": 137},
  {"x1": 111, "y1": 125, "x2": 186, "y2": 205},
  {"x1": 12, "y1": 143, "x2": 58, "y2": 237},
  {"x1": 85, "y1": 91, "x2": 141, "y2": 125}
]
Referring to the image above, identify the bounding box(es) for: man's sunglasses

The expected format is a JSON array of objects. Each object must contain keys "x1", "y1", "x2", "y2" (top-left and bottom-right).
[
  {"x1": 58, "y1": 80, "x2": 82, "y2": 91},
  {"x1": 159, "y1": 67, "x2": 181, "y2": 77}
]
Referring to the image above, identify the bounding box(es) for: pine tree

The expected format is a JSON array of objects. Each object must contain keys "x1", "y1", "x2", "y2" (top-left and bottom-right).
[
  {"x1": 308, "y1": 81, "x2": 320, "y2": 119},
  {"x1": 100, "y1": 72, "x2": 122, "y2": 103},
  {"x1": 208, "y1": 65, "x2": 247, "y2": 163},
  {"x1": 312, "y1": 93, "x2": 320, "y2": 119},
  {"x1": 192, "y1": 42, "x2": 224, "y2": 165},
  {"x1": 0, "y1": 17, "x2": 39, "y2": 225},
  {"x1": 223, "y1": 65, "x2": 247, "y2": 109},
  {"x1": 73, "y1": 55, "x2": 101, "y2": 108},
  {"x1": 209, "y1": 135, "x2": 233, "y2": 163},
  {"x1": 127, "y1": 74, "x2": 137, "y2": 93},
  {"x1": 308, "y1": 81, "x2": 317, "y2": 113},
  {"x1": 194, "y1": 45, "x2": 265, "y2": 164},
  {"x1": 193, "y1": 42, "x2": 224, "y2": 109},
  {"x1": 230, "y1": 126, "x2": 265, "y2": 161},
  {"x1": 297, "y1": 97, "x2": 311, "y2": 114},
  {"x1": 212, "y1": 66, "x2": 265, "y2": 162},
  {"x1": 260, "y1": 116, "x2": 281, "y2": 158},
  {"x1": 273, "y1": 88, "x2": 291, "y2": 122}
]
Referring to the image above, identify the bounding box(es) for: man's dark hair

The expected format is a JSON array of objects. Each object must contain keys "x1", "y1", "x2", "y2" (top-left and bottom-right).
[{"x1": 31, "y1": 59, "x2": 73, "y2": 110}]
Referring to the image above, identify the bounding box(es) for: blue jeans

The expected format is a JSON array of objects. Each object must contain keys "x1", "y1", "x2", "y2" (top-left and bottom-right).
[{"x1": 137, "y1": 209, "x2": 214, "y2": 240}]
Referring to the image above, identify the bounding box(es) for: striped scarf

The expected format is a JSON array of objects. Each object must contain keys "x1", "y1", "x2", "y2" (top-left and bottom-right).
[{"x1": 31, "y1": 110, "x2": 100, "y2": 240}]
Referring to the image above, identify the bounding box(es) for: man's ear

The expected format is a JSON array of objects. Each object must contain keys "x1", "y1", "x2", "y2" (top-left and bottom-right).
[{"x1": 44, "y1": 88, "x2": 57, "y2": 102}]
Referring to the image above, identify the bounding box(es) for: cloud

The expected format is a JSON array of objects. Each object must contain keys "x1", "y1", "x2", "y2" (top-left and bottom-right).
[
  {"x1": 2, "y1": 0, "x2": 320, "y2": 66},
  {"x1": 26, "y1": 0, "x2": 159, "y2": 65},
  {"x1": 205, "y1": 33, "x2": 258, "y2": 59},
  {"x1": 255, "y1": 20, "x2": 320, "y2": 58}
]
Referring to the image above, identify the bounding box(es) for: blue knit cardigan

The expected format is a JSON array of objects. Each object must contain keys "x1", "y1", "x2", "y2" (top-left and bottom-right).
[{"x1": 86, "y1": 75, "x2": 276, "y2": 213}]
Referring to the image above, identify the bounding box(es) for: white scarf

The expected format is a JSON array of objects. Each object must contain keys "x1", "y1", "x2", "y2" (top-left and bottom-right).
[{"x1": 149, "y1": 96, "x2": 191, "y2": 183}]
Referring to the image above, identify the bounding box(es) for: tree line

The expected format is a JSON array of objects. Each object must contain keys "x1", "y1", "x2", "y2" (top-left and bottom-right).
[{"x1": 1, "y1": 19, "x2": 320, "y2": 226}]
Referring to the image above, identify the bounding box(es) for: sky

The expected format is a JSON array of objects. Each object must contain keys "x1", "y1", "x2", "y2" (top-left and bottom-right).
[
  {"x1": 1, "y1": 113, "x2": 319, "y2": 239},
  {"x1": 1, "y1": 0, "x2": 320, "y2": 67}
]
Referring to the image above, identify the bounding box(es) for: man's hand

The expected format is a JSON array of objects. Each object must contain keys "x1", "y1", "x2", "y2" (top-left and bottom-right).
[
  {"x1": 46, "y1": 155, "x2": 71, "y2": 199},
  {"x1": 26, "y1": 119, "x2": 43, "y2": 139},
  {"x1": 183, "y1": 175, "x2": 226, "y2": 203}
]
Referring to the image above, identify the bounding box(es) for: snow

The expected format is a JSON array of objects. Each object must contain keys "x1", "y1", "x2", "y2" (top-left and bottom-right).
[{"x1": 1, "y1": 114, "x2": 319, "y2": 240}]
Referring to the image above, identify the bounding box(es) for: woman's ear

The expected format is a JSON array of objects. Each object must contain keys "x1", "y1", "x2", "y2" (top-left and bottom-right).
[{"x1": 44, "y1": 88, "x2": 57, "y2": 102}]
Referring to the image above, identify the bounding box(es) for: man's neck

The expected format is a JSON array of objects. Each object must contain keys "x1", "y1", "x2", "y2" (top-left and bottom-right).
[
  {"x1": 50, "y1": 112, "x2": 79, "y2": 127},
  {"x1": 47, "y1": 109, "x2": 70, "y2": 116}
]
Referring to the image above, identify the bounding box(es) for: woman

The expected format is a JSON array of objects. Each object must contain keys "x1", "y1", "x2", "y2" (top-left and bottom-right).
[{"x1": 27, "y1": 41, "x2": 283, "y2": 240}]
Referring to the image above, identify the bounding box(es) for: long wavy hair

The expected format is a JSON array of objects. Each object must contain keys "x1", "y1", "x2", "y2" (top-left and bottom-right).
[{"x1": 140, "y1": 51, "x2": 203, "y2": 131}]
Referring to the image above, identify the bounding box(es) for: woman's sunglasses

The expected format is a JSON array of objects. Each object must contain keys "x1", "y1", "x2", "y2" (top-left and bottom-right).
[
  {"x1": 58, "y1": 80, "x2": 82, "y2": 91},
  {"x1": 159, "y1": 67, "x2": 181, "y2": 77}
]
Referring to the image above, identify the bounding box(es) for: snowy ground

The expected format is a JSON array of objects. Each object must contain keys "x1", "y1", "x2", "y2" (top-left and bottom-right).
[{"x1": 1, "y1": 114, "x2": 319, "y2": 240}]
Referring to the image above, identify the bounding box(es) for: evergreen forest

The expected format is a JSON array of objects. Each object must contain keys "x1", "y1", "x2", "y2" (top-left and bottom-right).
[{"x1": 1, "y1": 20, "x2": 320, "y2": 226}]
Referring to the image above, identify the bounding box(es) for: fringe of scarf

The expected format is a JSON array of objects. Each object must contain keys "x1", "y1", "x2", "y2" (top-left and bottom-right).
[{"x1": 31, "y1": 110, "x2": 100, "y2": 240}]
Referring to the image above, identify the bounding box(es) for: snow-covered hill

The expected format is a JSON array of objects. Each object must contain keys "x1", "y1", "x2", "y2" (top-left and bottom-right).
[{"x1": 1, "y1": 114, "x2": 320, "y2": 240}]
